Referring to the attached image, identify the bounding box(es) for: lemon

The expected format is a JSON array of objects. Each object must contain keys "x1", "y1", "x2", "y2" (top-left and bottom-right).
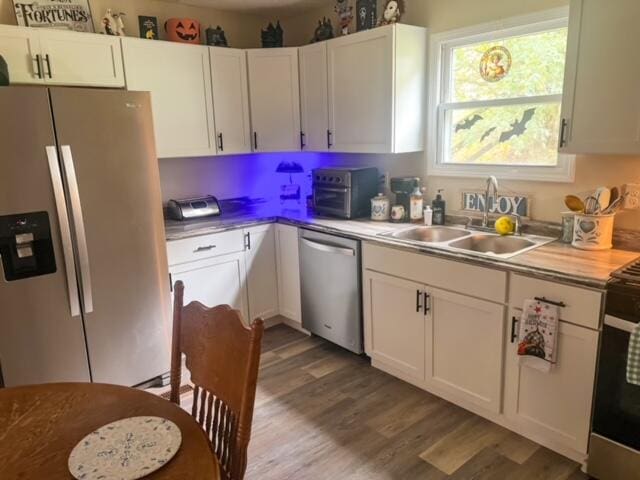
[{"x1": 495, "y1": 216, "x2": 515, "y2": 235}]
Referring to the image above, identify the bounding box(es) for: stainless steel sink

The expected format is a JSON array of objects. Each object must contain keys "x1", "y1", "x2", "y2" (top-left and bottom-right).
[
  {"x1": 448, "y1": 234, "x2": 540, "y2": 256},
  {"x1": 382, "y1": 226, "x2": 472, "y2": 243}
]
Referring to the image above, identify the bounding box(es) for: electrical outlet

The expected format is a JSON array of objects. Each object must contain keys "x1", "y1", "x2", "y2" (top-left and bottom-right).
[{"x1": 622, "y1": 183, "x2": 640, "y2": 210}]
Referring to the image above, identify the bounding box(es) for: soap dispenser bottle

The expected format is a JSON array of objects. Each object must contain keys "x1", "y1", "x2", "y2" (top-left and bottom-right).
[{"x1": 432, "y1": 189, "x2": 446, "y2": 225}]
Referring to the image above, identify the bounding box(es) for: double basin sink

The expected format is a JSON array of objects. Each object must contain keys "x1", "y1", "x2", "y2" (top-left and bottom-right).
[{"x1": 380, "y1": 226, "x2": 555, "y2": 259}]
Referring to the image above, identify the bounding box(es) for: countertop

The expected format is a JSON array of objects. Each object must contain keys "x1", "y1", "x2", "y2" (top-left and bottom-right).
[{"x1": 164, "y1": 204, "x2": 639, "y2": 290}]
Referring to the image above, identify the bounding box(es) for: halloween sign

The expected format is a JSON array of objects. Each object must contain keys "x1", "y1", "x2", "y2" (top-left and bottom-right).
[
  {"x1": 13, "y1": 0, "x2": 94, "y2": 32},
  {"x1": 165, "y1": 18, "x2": 201, "y2": 44}
]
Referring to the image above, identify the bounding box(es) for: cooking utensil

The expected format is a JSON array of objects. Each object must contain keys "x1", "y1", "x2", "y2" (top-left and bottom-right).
[
  {"x1": 564, "y1": 195, "x2": 585, "y2": 213},
  {"x1": 584, "y1": 196, "x2": 601, "y2": 215},
  {"x1": 610, "y1": 186, "x2": 620, "y2": 205},
  {"x1": 594, "y1": 187, "x2": 611, "y2": 211},
  {"x1": 602, "y1": 193, "x2": 626, "y2": 215}
]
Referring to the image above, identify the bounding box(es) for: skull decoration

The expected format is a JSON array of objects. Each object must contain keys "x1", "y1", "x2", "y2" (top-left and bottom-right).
[
  {"x1": 165, "y1": 18, "x2": 201, "y2": 44},
  {"x1": 377, "y1": 0, "x2": 405, "y2": 26}
]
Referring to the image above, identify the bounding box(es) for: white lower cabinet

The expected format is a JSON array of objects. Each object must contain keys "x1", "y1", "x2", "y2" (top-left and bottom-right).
[
  {"x1": 244, "y1": 225, "x2": 279, "y2": 320},
  {"x1": 275, "y1": 224, "x2": 302, "y2": 324},
  {"x1": 364, "y1": 271, "x2": 426, "y2": 382},
  {"x1": 426, "y1": 288, "x2": 505, "y2": 414},
  {"x1": 504, "y1": 308, "x2": 599, "y2": 456},
  {"x1": 170, "y1": 251, "x2": 249, "y2": 322}
]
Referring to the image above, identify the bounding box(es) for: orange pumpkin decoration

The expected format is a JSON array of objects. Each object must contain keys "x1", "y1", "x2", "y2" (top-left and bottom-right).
[{"x1": 165, "y1": 18, "x2": 201, "y2": 44}]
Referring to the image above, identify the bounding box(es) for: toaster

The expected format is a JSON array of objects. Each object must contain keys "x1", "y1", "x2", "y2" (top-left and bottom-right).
[{"x1": 167, "y1": 195, "x2": 221, "y2": 221}]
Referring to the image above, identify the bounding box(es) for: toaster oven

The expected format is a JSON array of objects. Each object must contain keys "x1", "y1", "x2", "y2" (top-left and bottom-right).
[{"x1": 312, "y1": 167, "x2": 379, "y2": 219}]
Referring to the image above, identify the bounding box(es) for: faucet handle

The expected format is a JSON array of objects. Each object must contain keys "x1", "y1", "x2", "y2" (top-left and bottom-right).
[{"x1": 507, "y1": 213, "x2": 523, "y2": 235}]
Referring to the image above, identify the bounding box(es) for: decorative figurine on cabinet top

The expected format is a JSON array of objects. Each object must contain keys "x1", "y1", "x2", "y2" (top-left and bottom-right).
[
  {"x1": 334, "y1": 0, "x2": 353, "y2": 35},
  {"x1": 356, "y1": 0, "x2": 377, "y2": 31},
  {"x1": 165, "y1": 18, "x2": 201, "y2": 44},
  {"x1": 310, "y1": 17, "x2": 334, "y2": 43},
  {"x1": 378, "y1": 0, "x2": 404, "y2": 26},
  {"x1": 138, "y1": 16, "x2": 158, "y2": 39},
  {"x1": 101, "y1": 9, "x2": 125, "y2": 36},
  {"x1": 206, "y1": 25, "x2": 228, "y2": 47},
  {"x1": 0, "y1": 55, "x2": 9, "y2": 86},
  {"x1": 261, "y1": 21, "x2": 284, "y2": 48}
]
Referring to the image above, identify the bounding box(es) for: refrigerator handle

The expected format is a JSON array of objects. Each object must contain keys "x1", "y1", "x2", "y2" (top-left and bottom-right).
[
  {"x1": 46, "y1": 146, "x2": 81, "y2": 317},
  {"x1": 60, "y1": 145, "x2": 94, "y2": 314}
]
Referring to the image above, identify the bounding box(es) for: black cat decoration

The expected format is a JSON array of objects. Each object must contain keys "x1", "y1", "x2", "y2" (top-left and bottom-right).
[
  {"x1": 261, "y1": 21, "x2": 284, "y2": 48},
  {"x1": 206, "y1": 25, "x2": 228, "y2": 47},
  {"x1": 311, "y1": 17, "x2": 334, "y2": 43},
  {"x1": 0, "y1": 55, "x2": 9, "y2": 86}
]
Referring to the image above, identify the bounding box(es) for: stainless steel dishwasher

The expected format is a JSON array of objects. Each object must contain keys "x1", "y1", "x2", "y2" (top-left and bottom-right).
[{"x1": 299, "y1": 229, "x2": 363, "y2": 354}]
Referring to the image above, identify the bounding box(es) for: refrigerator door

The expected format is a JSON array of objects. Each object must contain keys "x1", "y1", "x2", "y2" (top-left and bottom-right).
[
  {"x1": 0, "y1": 87, "x2": 90, "y2": 386},
  {"x1": 49, "y1": 88, "x2": 171, "y2": 386}
]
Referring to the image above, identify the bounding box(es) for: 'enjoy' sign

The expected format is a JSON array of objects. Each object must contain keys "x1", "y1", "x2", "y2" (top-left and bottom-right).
[{"x1": 461, "y1": 191, "x2": 530, "y2": 217}]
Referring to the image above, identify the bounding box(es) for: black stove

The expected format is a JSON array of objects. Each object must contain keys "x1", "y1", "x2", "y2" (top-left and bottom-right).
[{"x1": 611, "y1": 258, "x2": 640, "y2": 285}]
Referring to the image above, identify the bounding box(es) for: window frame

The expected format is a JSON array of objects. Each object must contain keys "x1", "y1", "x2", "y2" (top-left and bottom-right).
[{"x1": 427, "y1": 7, "x2": 575, "y2": 183}]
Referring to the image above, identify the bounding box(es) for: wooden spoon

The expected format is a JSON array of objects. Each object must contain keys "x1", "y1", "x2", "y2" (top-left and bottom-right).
[{"x1": 564, "y1": 195, "x2": 585, "y2": 213}]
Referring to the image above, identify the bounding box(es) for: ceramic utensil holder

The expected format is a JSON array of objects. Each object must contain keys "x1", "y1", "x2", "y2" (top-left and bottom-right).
[{"x1": 572, "y1": 213, "x2": 615, "y2": 250}]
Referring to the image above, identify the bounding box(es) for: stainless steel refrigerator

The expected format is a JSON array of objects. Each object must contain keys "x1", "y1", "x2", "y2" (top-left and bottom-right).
[{"x1": 0, "y1": 87, "x2": 171, "y2": 387}]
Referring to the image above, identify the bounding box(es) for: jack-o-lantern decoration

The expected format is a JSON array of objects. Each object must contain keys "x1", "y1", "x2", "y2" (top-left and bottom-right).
[{"x1": 165, "y1": 18, "x2": 201, "y2": 44}]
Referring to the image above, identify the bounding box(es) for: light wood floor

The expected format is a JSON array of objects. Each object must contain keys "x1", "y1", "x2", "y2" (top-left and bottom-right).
[{"x1": 172, "y1": 324, "x2": 591, "y2": 479}]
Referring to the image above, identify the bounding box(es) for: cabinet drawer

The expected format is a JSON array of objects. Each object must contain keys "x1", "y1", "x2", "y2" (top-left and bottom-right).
[
  {"x1": 509, "y1": 274, "x2": 603, "y2": 329},
  {"x1": 167, "y1": 230, "x2": 245, "y2": 266},
  {"x1": 363, "y1": 242, "x2": 507, "y2": 303}
]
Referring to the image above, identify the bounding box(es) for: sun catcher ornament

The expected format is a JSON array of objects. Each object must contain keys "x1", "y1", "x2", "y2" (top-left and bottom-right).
[
  {"x1": 479, "y1": 46, "x2": 512, "y2": 82},
  {"x1": 165, "y1": 18, "x2": 201, "y2": 44}
]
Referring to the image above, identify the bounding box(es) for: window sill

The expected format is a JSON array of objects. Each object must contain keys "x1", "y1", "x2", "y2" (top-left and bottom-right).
[{"x1": 427, "y1": 154, "x2": 576, "y2": 183}]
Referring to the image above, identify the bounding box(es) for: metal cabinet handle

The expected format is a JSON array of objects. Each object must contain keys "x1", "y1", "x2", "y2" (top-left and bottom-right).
[
  {"x1": 194, "y1": 245, "x2": 216, "y2": 253},
  {"x1": 61, "y1": 145, "x2": 93, "y2": 314},
  {"x1": 34, "y1": 54, "x2": 42, "y2": 79},
  {"x1": 423, "y1": 292, "x2": 431, "y2": 315},
  {"x1": 244, "y1": 232, "x2": 251, "y2": 250},
  {"x1": 300, "y1": 131, "x2": 306, "y2": 150},
  {"x1": 301, "y1": 238, "x2": 355, "y2": 256},
  {"x1": 416, "y1": 289, "x2": 422, "y2": 313},
  {"x1": 327, "y1": 129, "x2": 333, "y2": 149},
  {"x1": 217, "y1": 133, "x2": 224, "y2": 152},
  {"x1": 46, "y1": 146, "x2": 81, "y2": 317},
  {"x1": 253, "y1": 132, "x2": 258, "y2": 150},
  {"x1": 44, "y1": 54, "x2": 52, "y2": 78},
  {"x1": 558, "y1": 118, "x2": 568, "y2": 148},
  {"x1": 510, "y1": 316, "x2": 519, "y2": 343}
]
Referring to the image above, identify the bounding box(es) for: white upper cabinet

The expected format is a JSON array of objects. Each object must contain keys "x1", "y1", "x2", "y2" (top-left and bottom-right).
[
  {"x1": 327, "y1": 24, "x2": 427, "y2": 153},
  {"x1": 122, "y1": 38, "x2": 216, "y2": 158},
  {"x1": 247, "y1": 48, "x2": 301, "y2": 152},
  {"x1": 0, "y1": 25, "x2": 123, "y2": 87},
  {"x1": 560, "y1": 0, "x2": 640, "y2": 155},
  {"x1": 299, "y1": 42, "x2": 329, "y2": 152},
  {"x1": 209, "y1": 47, "x2": 252, "y2": 155}
]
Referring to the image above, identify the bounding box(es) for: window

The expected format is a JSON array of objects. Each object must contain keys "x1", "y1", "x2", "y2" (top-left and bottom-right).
[{"x1": 428, "y1": 8, "x2": 575, "y2": 182}]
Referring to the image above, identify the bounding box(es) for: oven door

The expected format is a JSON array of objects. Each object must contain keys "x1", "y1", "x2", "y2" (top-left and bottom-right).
[
  {"x1": 592, "y1": 313, "x2": 640, "y2": 450},
  {"x1": 313, "y1": 186, "x2": 351, "y2": 218}
]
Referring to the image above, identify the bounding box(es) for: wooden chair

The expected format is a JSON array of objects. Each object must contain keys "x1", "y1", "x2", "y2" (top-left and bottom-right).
[{"x1": 170, "y1": 280, "x2": 264, "y2": 480}]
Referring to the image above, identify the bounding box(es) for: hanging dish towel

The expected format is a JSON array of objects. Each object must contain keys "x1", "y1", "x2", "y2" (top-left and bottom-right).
[
  {"x1": 517, "y1": 299, "x2": 560, "y2": 373},
  {"x1": 626, "y1": 322, "x2": 640, "y2": 385}
]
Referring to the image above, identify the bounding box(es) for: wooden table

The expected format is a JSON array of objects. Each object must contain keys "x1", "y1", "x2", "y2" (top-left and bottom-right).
[{"x1": 0, "y1": 383, "x2": 220, "y2": 480}]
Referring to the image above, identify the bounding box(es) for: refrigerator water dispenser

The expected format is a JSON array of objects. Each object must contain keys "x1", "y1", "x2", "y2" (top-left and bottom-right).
[{"x1": 0, "y1": 212, "x2": 56, "y2": 281}]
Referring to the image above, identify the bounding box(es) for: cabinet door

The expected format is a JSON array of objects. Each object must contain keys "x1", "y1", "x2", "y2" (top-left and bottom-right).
[
  {"x1": 38, "y1": 30, "x2": 124, "y2": 87},
  {"x1": 275, "y1": 224, "x2": 301, "y2": 323},
  {"x1": 247, "y1": 48, "x2": 301, "y2": 152},
  {"x1": 170, "y1": 252, "x2": 249, "y2": 322},
  {"x1": 560, "y1": 0, "x2": 640, "y2": 154},
  {"x1": 299, "y1": 42, "x2": 329, "y2": 152},
  {"x1": 426, "y1": 288, "x2": 505, "y2": 413},
  {"x1": 0, "y1": 25, "x2": 43, "y2": 84},
  {"x1": 244, "y1": 225, "x2": 279, "y2": 321},
  {"x1": 504, "y1": 309, "x2": 598, "y2": 454},
  {"x1": 363, "y1": 270, "x2": 425, "y2": 382},
  {"x1": 327, "y1": 27, "x2": 393, "y2": 153},
  {"x1": 122, "y1": 38, "x2": 216, "y2": 158},
  {"x1": 209, "y1": 47, "x2": 251, "y2": 155}
]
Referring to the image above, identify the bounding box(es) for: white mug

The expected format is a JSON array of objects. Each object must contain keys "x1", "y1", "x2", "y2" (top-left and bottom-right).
[{"x1": 390, "y1": 205, "x2": 405, "y2": 222}]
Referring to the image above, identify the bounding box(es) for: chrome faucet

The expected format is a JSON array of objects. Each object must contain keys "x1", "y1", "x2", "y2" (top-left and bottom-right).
[{"x1": 483, "y1": 175, "x2": 499, "y2": 228}]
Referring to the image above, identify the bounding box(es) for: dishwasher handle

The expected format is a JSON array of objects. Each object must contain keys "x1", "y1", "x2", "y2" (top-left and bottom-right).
[{"x1": 301, "y1": 237, "x2": 355, "y2": 256}]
